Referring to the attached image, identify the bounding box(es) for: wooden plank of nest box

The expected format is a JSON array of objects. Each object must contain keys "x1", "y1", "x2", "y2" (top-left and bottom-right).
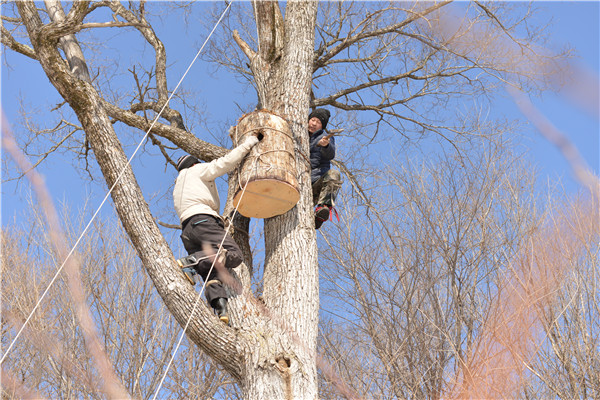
[{"x1": 233, "y1": 110, "x2": 300, "y2": 218}]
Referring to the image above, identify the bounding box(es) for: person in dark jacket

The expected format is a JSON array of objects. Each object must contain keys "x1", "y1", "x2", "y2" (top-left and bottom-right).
[{"x1": 308, "y1": 108, "x2": 342, "y2": 229}]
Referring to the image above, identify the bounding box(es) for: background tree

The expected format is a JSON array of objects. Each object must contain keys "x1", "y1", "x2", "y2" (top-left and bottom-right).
[
  {"x1": 317, "y1": 134, "x2": 538, "y2": 398},
  {"x1": 516, "y1": 190, "x2": 599, "y2": 398},
  {"x1": 316, "y1": 133, "x2": 599, "y2": 399},
  {"x1": 2, "y1": 1, "x2": 593, "y2": 398},
  {"x1": 1, "y1": 200, "x2": 230, "y2": 399}
]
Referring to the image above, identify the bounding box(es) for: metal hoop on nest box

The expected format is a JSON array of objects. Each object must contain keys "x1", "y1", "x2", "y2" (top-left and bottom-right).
[{"x1": 231, "y1": 110, "x2": 300, "y2": 218}]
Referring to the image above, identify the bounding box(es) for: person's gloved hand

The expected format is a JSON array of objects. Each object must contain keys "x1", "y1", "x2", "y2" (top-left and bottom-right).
[{"x1": 243, "y1": 135, "x2": 259, "y2": 147}]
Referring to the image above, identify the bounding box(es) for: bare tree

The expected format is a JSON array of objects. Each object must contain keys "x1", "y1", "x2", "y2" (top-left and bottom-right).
[
  {"x1": 207, "y1": 2, "x2": 563, "y2": 144},
  {"x1": 1, "y1": 197, "x2": 230, "y2": 399},
  {"x1": 1, "y1": 1, "x2": 572, "y2": 398},
  {"x1": 317, "y1": 135, "x2": 536, "y2": 398},
  {"x1": 316, "y1": 132, "x2": 599, "y2": 399},
  {"x1": 515, "y1": 190, "x2": 600, "y2": 399},
  {"x1": 3, "y1": 1, "x2": 319, "y2": 397}
]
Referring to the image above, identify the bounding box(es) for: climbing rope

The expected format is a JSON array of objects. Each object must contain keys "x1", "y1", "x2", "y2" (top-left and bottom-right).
[{"x1": 0, "y1": 0, "x2": 233, "y2": 366}]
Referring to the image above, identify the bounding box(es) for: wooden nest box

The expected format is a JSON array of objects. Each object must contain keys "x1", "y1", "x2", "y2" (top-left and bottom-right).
[{"x1": 231, "y1": 110, "x2": 300, "y2": 218}]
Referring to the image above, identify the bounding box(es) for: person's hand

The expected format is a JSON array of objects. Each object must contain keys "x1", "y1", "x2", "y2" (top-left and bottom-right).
[
  {"x1": 318, "y1": 137, "x2": 330, "y2": 147},
  {"x1": 243, "y1": 135, "x2": 259, "y2": 147},
  {"x1": 253, "y1": 131, "x2": 264, "y2": 141}
]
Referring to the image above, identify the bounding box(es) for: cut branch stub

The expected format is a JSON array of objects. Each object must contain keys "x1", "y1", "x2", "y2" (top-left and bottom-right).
[{"x1": 232, "y1": 110, "x2": 299, "y2": 219}]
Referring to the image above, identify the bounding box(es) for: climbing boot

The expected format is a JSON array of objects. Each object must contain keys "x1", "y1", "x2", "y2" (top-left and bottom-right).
[
  {"x1": 176, "y1": 255, "x2": 200, "y2": 285},
  {"x1": 314, "y1": 205, "x2": 330, "y2": 230},
  {"x1": 211, "y1": 297, "x2": 229, "y2": 325}
]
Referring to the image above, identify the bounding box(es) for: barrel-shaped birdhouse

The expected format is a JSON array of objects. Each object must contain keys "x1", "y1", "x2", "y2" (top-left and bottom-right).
[{"x1": 231, "y1": 110, "x2": 300, "y2": 218}]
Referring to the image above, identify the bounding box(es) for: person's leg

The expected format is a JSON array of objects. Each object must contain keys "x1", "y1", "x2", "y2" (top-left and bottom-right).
[
  {"x1": 219, "y1": 233, "x2": 244, "y2": 270},
  {"x1": 316, "y1": 169, "x2": 341, "y2": 207},
  {"x1": 179, "y1": 215, "x2": 231, "y2": 323},
  {"x1": 312, "y1": 175, "x2": 329, "y2": 228},
  {"x1": 313, "y1": 169, "x2": 342, "y2": 229}
]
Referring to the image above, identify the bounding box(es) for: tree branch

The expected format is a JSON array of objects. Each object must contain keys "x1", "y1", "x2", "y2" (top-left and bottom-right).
[
  {"x1": 79, "y1": 21, "x2": 145, "y2": 29},
  {"x1": 314, "y1": 2, "x2": 451, "y2": 71},
  {"x1": 334, "y1": 160, "x2": 399, "y2": 250},
  {"x1": 106, "y1": 1, "x2": 169, "y2": 104},
  {"x1": 44, "y1": 0, "x2": 92, "y2": 82},
  {"x1": 233, "y1": 29, "x2": 257, "y2": 61},
  {"x1": 37, "y1": 0, "x2": 92, "y2": 42},
  {"x1": 130, "y1": 101, "x2": 186, "y2": 130},
  {"x1": 253, "y1": 0, "x2": 284, "y2": 63},
  {"x1": 100, "y1": 99, "x2": 227, "y2": 162},
  {"x1": 15, "y1": 0, "x2": 251, "y2": 380},
  {"x1": 0, "y1": 23, "x2": 38, "y2": 59}
]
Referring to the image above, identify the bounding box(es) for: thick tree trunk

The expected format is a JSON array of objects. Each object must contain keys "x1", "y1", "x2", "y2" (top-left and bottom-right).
[{"x1": 232, "y1": 1, "x2": 320, "y2": 398}]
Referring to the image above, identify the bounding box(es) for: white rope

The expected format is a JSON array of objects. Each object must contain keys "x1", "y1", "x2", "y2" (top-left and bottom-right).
[
  {"x1": 151, "y1": 156, "x2": 257, "y2": 399},
  {"x1": 0, "y1": 0, "x2": 233, "y2": 366}
]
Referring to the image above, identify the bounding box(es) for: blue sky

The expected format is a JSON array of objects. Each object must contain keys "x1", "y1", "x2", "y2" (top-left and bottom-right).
[
  {"x1": 1, "y1": 2, "x2": 599, "y2": 230},
  {"x1": 511, "y1": 2, "x2": 599, "y2": 193}
]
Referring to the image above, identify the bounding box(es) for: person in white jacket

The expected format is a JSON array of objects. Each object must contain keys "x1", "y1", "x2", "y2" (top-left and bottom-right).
[{"x1": 173, "y1": 133, "x2": 260, "y2": 324}]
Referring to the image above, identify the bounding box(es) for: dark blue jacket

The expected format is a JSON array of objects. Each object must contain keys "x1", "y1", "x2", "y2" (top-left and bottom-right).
[{"x1": 309, "y1": 129, "x2": 336, "y2": 183}]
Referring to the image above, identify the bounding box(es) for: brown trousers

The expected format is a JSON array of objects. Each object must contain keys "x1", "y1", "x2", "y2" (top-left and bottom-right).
[{"x1": 312, "y1": 169, "x2": 342, "y2": 207}]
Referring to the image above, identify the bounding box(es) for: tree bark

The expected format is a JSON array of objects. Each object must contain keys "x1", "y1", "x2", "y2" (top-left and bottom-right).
[
  {"x1": 233, "y1": 1, "x2": 320, "y2": 398},
  {"x1": 232, "y1": 110, "x2": 300, "y2": 219}
]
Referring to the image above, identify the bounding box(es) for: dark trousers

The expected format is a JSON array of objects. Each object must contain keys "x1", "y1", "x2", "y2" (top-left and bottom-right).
[{"x1": 180, "y1": 214, "x2": 243, "y2": 304}]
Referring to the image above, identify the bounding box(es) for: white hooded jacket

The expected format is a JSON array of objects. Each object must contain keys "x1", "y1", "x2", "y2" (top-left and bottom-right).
[{"x1": 173, "y1": 136, "x2": 258, "y2": 223}]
